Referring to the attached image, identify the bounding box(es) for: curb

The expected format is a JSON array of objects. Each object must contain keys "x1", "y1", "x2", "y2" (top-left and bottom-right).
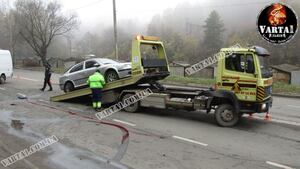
[
  {"x1": 15, "y1": 67, "x2": 43, "y2": 71},
  {"x1": 161, "y1": 81, "x2": 300, "y2": 99},
  {"x1": 272, "y1": 93, "x2": 300, "y2": 99}
]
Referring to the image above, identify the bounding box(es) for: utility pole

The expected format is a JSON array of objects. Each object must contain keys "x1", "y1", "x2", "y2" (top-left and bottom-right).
[{"x1": 112, "y1": 0, "x2": 118, "y2": 60}]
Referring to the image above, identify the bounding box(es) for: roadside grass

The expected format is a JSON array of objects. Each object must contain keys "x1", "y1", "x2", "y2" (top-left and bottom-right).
[
  {"x1": 161, "y1": 75, "x2": 300, "y2": 95},
  {"x1": 16, "y1": 66, "x2": 65, "y2": 74},
  {"x1": 273, "y1": 82, "x2": 300, "y2": 94}
]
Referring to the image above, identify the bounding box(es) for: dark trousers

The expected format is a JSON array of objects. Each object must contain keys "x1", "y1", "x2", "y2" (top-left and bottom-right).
[
  {"x1": 91, "y1": 88, "x2": 102, "y2": 108},
  {"x1": 42, "y1": 74, "x2": 52, "y2": 90}
]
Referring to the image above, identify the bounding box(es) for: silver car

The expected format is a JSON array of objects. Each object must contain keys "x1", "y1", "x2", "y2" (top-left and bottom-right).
[{"x1": 59, "y1": 58, "x2": 131, "y2": 92}]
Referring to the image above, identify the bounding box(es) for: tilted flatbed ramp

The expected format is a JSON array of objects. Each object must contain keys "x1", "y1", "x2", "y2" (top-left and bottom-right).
[{"x1": 50, "y1": 75, "x2": 143, "y2": 102}]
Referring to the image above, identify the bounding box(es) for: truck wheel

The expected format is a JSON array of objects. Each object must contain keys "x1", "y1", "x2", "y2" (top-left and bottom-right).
[
  {"x1": 64, "y1": 82, "x2": 74, "y2": 93},
  {"x1": 215, "y1": 104, "x2": 239, "y2": 127},
  {"x1": 0, "y1": 74, "x2": 5, "y2": 84},
  {"x1": 122, "y1": 93, "x2": 140, "y2": 113}
]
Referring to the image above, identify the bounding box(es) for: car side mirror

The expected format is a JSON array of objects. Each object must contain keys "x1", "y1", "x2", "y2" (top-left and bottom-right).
[{"x1": 94, "y1": 63, "x2": 100, "y2": 67}]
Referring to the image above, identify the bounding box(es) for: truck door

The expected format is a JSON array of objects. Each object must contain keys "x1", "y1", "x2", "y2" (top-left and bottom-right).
[{"x1": 221, "y1": 53, "x2": 258, "y2": 101}]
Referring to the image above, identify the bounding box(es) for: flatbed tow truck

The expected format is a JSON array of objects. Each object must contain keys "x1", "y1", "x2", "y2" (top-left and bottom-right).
[{"x1": 51, "y1": 35, "x2": 273, "y2": 127}]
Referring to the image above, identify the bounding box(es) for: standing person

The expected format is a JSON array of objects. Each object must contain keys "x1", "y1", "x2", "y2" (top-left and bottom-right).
[
  {"x1": 40, "y1": 63, "x2": 53, "y2": 91},
  {"x1": 87, "y1": 70, "x2": 105, "y2": 111}
]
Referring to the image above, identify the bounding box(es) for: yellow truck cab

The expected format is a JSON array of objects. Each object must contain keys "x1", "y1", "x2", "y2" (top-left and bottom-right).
[{"x1": 215, "y1": 46, "x2": 273, "y2": 115}]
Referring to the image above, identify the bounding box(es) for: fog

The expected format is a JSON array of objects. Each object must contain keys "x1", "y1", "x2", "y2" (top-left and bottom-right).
[
  {"x1": 61, "y1": 0, "x2": 298, "y2": 33},
  {"x1": 0, "y1": 0, "x2": 299, "y2": 65}
]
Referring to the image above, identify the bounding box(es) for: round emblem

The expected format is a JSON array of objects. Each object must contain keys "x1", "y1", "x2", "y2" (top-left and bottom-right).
[{"x1": 257, "y1": 3, "x2": 298, "y2": 44}]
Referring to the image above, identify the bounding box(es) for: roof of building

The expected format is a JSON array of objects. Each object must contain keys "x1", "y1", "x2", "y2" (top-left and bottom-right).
[{"x1": 271, "y1": 63, "x2": 300, "y2": 73}]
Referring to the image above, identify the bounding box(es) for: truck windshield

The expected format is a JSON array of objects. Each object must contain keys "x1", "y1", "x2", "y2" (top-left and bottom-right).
[{"x1": 258, "y1": 56, "x2": 272, "y2": 78}]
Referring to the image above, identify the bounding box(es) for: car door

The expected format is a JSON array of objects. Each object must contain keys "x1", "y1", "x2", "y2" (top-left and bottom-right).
[
  {"x1": 68, "y1": 62, "x2": 84, "y2": 87},
  {"x1": 84, "y1": 60, "x2": 99, "y2": 83}
]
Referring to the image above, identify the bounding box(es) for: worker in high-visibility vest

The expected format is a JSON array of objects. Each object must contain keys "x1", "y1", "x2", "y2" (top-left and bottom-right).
[{"x1": 87, "y1": 70, "x2": 106, "y2": 111}]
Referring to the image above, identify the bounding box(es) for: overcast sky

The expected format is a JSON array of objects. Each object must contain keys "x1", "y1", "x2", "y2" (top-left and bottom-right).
[{"x1": 61, "y1": 0, "x2": 206, "y2": 27}]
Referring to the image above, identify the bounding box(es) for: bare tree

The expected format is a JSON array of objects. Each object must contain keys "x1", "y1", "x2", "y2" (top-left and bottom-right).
[{"x1": 13, "y1": 0, "x2": 77, "y2": 67}]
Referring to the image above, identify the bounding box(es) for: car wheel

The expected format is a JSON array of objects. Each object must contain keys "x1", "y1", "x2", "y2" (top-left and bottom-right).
[
  {"x1": 64, "y1": 82, "x2": 74, "y2": 93},
  {"x1": 121, "y1": 93, "x2": 140, "y2": 113},
  {"x1": 214, "y1": 104, "x2": 239, "y2": 127},
  {"x1": 0, "y1": 74, "x2": 6, "y2": 84},
  {"x1": 105, "y1": 70, "x2": 119, "y2": 83}
]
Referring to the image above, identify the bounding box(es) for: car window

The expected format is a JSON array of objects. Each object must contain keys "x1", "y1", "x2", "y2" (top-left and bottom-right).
[
  {"x1": 69, "y1": 63, "x2": 83, "y2": 73},
  {"x1": 85, "y1": 61, "x2": 97, "y2": 69}
]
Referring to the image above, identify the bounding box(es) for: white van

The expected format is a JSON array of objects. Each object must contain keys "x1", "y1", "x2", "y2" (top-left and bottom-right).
[{"x1": 0, "y1": 50, "x2": 13, "y2": 84}]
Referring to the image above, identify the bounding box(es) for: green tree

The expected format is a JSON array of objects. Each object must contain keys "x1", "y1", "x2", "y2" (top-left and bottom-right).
[{"x1": 202, "y1": 10, "x2": 225, "y2": 57}]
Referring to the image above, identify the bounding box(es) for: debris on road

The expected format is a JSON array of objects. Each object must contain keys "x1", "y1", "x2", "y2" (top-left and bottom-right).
[{"x1": 11, "y1": 120, "x2": 25, "y2": 130}]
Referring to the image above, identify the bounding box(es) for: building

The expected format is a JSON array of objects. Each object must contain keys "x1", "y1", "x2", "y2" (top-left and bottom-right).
[
  {"x1": 271, "y1": 64, "x2": 300, "y2": 85},
  {"x1": 169, "y1": 61, "x2": 190, "y2": 77}
]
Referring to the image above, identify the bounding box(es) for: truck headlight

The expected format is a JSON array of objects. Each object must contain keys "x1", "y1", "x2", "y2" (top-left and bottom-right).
[{"x1": 261, "y1": 103, "x2": 267, "y2": 110}]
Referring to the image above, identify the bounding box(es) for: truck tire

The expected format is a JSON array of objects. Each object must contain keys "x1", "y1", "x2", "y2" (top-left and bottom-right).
[
  {"x1": 214, "y1": 104, "x2": 239, "y2": 127},
  {"x1": 122, "y1": 93, "x2": 140, "y2": 113},
  {"x1": 0, "y1": 74, "x2": 5, "y2": 84}
]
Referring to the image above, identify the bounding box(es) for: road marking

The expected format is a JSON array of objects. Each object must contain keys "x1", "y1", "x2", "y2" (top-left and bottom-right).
[
  {"x1": 251, "y1": 116, "x2": 300, "y2": 127},
  {"x1": 0, "y1": 87, "x2": 5, "y2": 90},
  {"x1": 172, "y1": 135, "x2": 208, "y2": 146},
  {"x1": 113, "y1": 119, "x2": 136, "y2": 127},
  {"x1": 287, "y1": 105, "x2": 300, "y2": 109},
  {"x1": 266, "y1": 161, "x2": 293, "y2": 169}
]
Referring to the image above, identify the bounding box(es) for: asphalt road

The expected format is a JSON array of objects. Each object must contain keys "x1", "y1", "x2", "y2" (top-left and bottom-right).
[{"x1": 0, "y1": 69, "x2": 299, "y2": 169}]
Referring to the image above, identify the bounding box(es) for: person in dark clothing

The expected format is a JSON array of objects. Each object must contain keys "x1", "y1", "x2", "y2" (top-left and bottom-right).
[{"x1": 40, "y1": 64, "x2": 53, "y2": 91}]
